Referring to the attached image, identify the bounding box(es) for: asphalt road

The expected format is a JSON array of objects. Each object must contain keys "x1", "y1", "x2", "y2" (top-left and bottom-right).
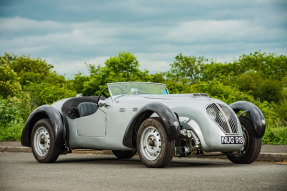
[{"x1": 0, "y1": 153, "x2": 286, "y2": 191}]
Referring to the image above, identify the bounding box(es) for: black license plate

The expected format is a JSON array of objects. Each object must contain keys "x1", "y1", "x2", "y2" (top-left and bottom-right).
[{"x1": 221, "y1": 136, "x2": 243, "y2": 144}]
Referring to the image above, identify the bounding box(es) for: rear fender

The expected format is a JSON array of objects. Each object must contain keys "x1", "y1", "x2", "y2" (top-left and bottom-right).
[
  {"x1": 123, "y1": 102, "x2": 180, "y2": 149},
  {"x1": 230, "y1": 101, "x2": 266, "y2": 138},
  {"x1": 21, "y1": 105, "x2": 66, "y2": 148}
]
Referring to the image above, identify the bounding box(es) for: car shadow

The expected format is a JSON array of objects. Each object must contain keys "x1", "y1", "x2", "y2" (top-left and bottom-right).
[
  {"x1": 52, "y1": 154, "x2": 233, "y2": 168},
  {"x1": 169, "y1": 158, "x2": 233, "y2": 168},
  {"x1": 54, "y1": 155, "x2": 144, "y2": 167}
]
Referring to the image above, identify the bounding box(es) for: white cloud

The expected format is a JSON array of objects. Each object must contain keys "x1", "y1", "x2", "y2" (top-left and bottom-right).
[
  {"x1": 0, "y1": 0, "x2": 286, "y2": 76},
  {"x1": 44, "y1": 56, "x2": 110, "y2": 77},
  {"x1": 0, "y1": 17, "x2": 63, "y2": 31},
  {"x1": 166, "y1": 20, "x2": 286, "y2": 44}
]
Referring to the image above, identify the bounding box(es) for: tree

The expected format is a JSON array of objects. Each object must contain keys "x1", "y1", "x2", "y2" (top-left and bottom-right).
[
  {"x1": 235, "y1": 71, "x2": 283, "y2": 103},
  {"x1": 0, "y1": 53, "x2": 76, "y2": 107},
  {"x1": 82, "y1": 51, "x2": 150, "y2": 95},
  {"x1": 275, "y1": 99, "x2": 287, "y2": 121},
  {"x1": 167, "y1": 53, "x2": 206, "y2": 85},
  {"x1": 188, "y1": 79, "x2": 255, "y2": 104},
  {"x1": 237, "y1": 51, "x2": 287, "y2": 80},
  {"x1": 25, "y1": 83, "x2": 76, "y2": 105},
  {"x1": 0, "y1": 56, "x2": 31, "y2": 121},
  {"x1": 1, "y1": 53, "x2": 54, "y2": 87},
  {"x1": 69, "y1": 72, "x2": 90, "y2": 94},
  {"x1": 0, "y1": 58, "x2": 22, "y2": 98},
  {"x1": 235, "y1": 71, "x2": 264, "y2": 95},
  {"x1": 257, "y1": 80, "x2": 282, "y2": 103},
  {"x1": 105, "y1": 51, "x2": 140, "y2": 78},
  {"x1": 201, "y1": 61, "x2": 243, "y2": 84}
]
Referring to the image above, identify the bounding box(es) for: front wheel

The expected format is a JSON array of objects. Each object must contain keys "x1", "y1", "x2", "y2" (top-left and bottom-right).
[
  {"x1": 227, "y1": 116, "x2": 262, "y2": 164},
  {"x1": 31, "y1": 118, "x2": 61, "y2": 163},
  {"x1": 137, "y1": 118, "x2": 174, "y2": 168}
]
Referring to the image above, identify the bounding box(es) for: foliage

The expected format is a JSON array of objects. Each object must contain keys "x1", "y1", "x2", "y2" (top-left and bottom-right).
[
  {"x1": 167, "y1": 53, "x2": 206, "y2": 85},
  {"x1": 235, "y1": 72, "x2": 283, "y2": 103},
  {"x1": 0, "y1": 120, "x2": 24, "y2": 142},
  {"x1": 0, "y1": 51, "x2": 286, "y2": 144},
  {"x1": 70, "y1": 72, "x2": 90, "y2": 94},
  {"x1": 0, "y1": 97, "x2": 26, "y2": 126},
  {"x1": 0, "y1": 53, "x2": 77, "y2": 142},
  {"x1": 0, "y1": 57, "x2": 32, "y2": 120},
  {"x1": 200, "y1": 51, "x2": 287, "y2": 84},
  {"x1": 262, "y1": 119, "x2": 287, "y2": 145},
  {"x1": 25, "y1": 82, "x2": 76, "y2": 106},
  {"x1": 81, "y1": 51, "x2": 151, "y2": 95},
  {"x1": 2, "y1": 53, "x2": 53, "y2": 82},
  {"x1": 188, "y1": 79, "x2": 254, "y2": 104},
  {"x1": 0, "y1": 58, "x2": 22, "y2": 98},
  {"x1": 236, "y1": 51, "x2": 287, "y2": 80},
  {"x1": 274, "y1": 99, "x2": 287, "y2": 121},
  {"x1": 0, "y1": 53, "x2": 77, "y2": 107},
  {"x1": 0, "y1": 96, "x2": 27, "y2": 142}
]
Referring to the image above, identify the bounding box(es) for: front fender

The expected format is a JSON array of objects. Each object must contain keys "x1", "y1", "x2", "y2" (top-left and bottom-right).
[
  {"x1": 21, "y1": 105, "x2": 65, "y2": 148},
  {"x1": 230, "y1": 101, "x2": 266, "y2": 138},
  {"x1": 123, "y1": 102, "x2": 180, "y2": 149}
]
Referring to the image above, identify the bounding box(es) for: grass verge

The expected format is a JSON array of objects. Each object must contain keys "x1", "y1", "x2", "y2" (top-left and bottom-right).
[{"x1": 262, "y1": 124, "x2": 287, "y2": 145}]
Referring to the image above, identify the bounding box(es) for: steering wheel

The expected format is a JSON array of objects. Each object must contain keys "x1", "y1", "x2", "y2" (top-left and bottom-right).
[{"x1": 96, "y1": 85, "x2": 125, "y2": 106}]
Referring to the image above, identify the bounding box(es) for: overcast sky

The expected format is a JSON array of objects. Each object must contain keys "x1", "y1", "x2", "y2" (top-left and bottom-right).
[{"x1": 0, "y1": 0, "x2": 286, "y2": 76}]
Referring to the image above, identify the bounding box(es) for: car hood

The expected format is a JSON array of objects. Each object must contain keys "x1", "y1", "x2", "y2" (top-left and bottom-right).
[{"x1": 113, "y1": 93, "x2": 227, "y2": 110}]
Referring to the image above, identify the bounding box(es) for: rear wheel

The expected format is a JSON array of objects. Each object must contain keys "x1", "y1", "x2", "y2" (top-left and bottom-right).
[
  {"x1": 31, "y1": 118, "x2": 61, "y2": 163},
  {"x1": 137, "y1": 118, "x2": 174, "y2": 168},
  {"x1": 227, "y1": 116, "x2": 262, "y2": 164},
  {"x1": 112, "y1": 150, "x2": 137, "y2": 159}
]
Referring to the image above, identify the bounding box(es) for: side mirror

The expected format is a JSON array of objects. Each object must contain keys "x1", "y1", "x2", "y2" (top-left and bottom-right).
[
  {"x1": 98, "y1": 100, "x2": 110, "y2": 107},
  {"x1": 98, "y1": 100, "x2": 106, "y2": 107}
]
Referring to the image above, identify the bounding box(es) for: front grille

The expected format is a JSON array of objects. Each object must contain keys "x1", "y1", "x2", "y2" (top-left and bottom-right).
[{"x1": 206, "y1": 103, "x2": 238, "y2": 134}]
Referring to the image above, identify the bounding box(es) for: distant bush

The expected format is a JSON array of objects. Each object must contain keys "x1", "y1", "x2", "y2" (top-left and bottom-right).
[
  {"x1": 0, "y1": 97, "x2": 27, "y2": 141},
  {"x1": 0, "y1": 120, "x2": 24, "y2": 142},
  {"x1": 274, "y1": 99, "x2": 287, "y2": 121}
]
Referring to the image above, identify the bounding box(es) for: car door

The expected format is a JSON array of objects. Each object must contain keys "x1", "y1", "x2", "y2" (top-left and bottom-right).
[{"x1": 75, "y1": 108, "x2": 107, "y2": 137}]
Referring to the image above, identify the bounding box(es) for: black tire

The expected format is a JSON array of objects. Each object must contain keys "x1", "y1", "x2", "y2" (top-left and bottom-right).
[
  {"x1": 227, "y1": 116, "x2": 262, "y2": 164},
  {"x1": 112, "y1": 150, "x2": 137, "y2": 159},
  {"x1": 137, "y1": 117, "x2": 174, "y2": 168},
  {"x1": 31, "y1": 118, "x2": 61, "y2": 163}
]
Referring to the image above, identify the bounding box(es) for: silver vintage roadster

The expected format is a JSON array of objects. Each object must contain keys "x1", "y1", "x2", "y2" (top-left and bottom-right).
[{"x1": 21, "y1": 82, "x2": 266, "y2": 168}]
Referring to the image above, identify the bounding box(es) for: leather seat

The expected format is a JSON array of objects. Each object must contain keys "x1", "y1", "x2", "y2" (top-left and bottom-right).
[{"x1": 78, "y1": 102, "x2": 98, "y2": 117}]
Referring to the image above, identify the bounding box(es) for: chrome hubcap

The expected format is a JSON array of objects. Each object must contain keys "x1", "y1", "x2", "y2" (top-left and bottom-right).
[
  {"x1": 141, "y1": 126, "x2": 161, "y2": 161},
  {"x1": 34, "y1": 127, "x2": 50, "y2": 156}
]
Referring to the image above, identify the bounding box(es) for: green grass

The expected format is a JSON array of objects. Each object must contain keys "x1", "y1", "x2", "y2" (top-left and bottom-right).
[{"x1": 262, "y1": 122, "x2": 287, "y2": 145}]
